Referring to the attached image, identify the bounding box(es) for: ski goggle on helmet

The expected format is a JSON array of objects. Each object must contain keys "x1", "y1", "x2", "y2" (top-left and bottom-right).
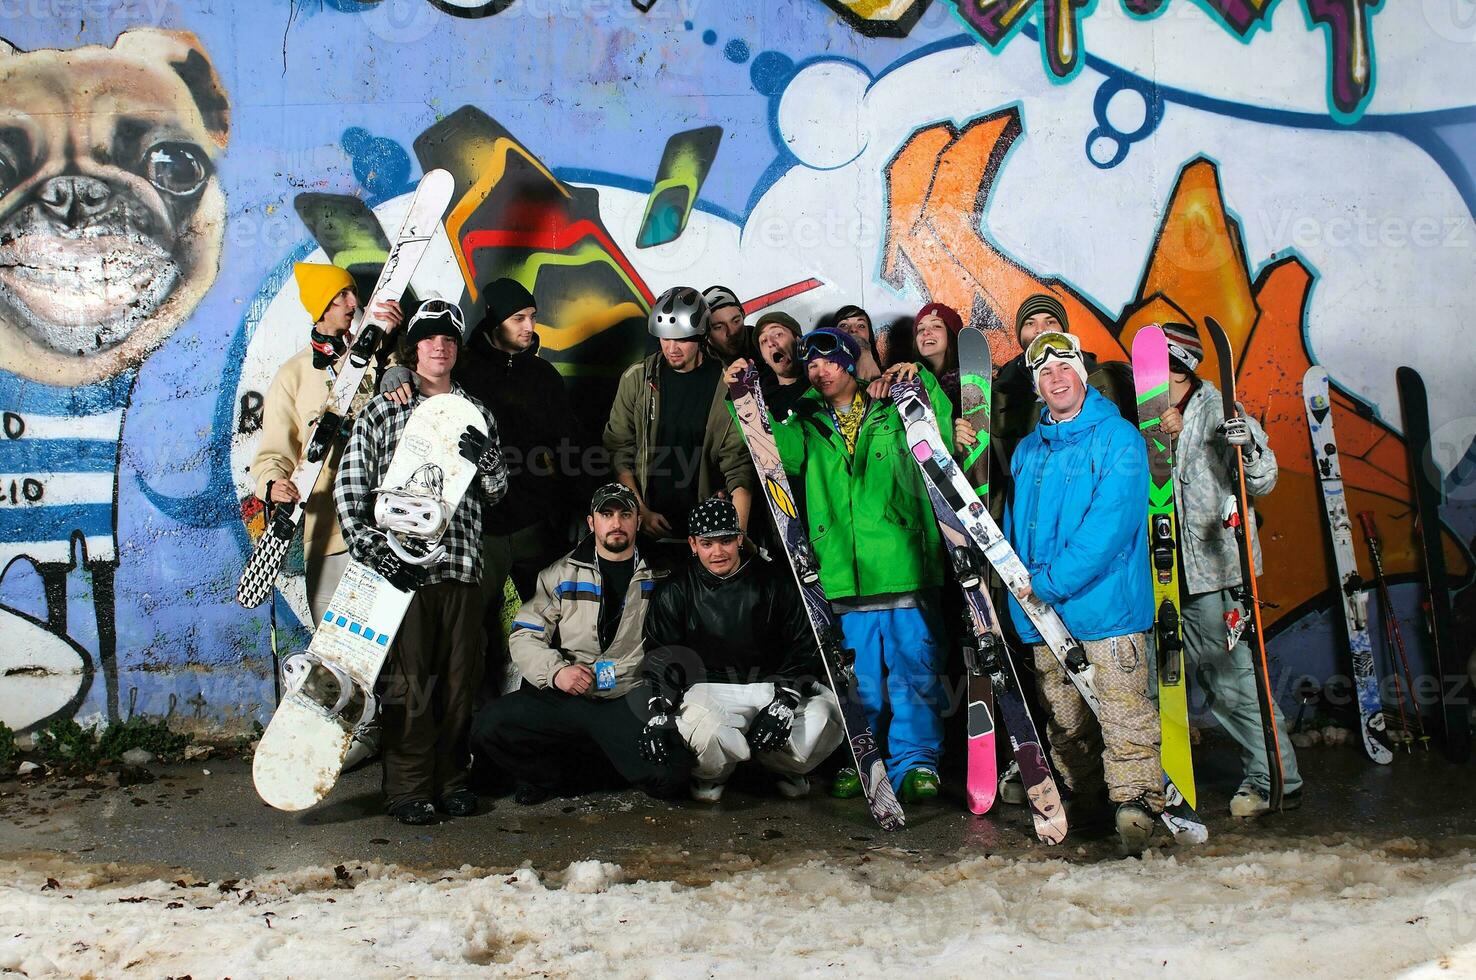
[
  {"x1": 1024, "y1": 330, "x2": 1085, "y2": 372},
  {"x1": 648, "y1": 286, "x2": 710, "y2": 341},
  {"x1": 406, "y1": 298, "x2": 466, "y2": 338}
]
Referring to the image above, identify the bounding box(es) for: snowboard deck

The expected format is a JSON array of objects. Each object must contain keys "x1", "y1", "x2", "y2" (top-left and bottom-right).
[
  {"x1": 728, "y1": 366, "x2": 905, "y2": 832},
  {"x1": 1395, "y1": 366, "x2": 1471, "y2": 763},
  {"x1": 891, "y1": 377, "x2": 1207, "y2": 845},
  {"x1": 955, "y1": 325, "x2": 1000, "y2": 817},
  {"x1": 1132, "y1": 326, "x2": 1197, "y2": 808},
  {"x1": 1204, "y1": 317, "x2": 1286, "y2": 809},
  {"x1": 237, "y1": 169, "x2": 455, "y2": 610},
  {"x1": 254, "y1": 393, "x2": 486, "y2": 811},
  {"x1": 1303, "y1": 366, "x2": 1391, "y2": 765}
]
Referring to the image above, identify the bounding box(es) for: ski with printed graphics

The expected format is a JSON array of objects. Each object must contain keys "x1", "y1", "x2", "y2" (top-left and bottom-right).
[
  {"x1": 956, "y1": 326, "x2": 1000, "y2": 816},
  {"x1": 890, "y1": 377, "x2": 1207, "y2": 845},
  {"x1": 728, "y1": 365, "x2": 905, "y2": 832},
  {"x1": 1303, "y1": 366, "x2": 1392, "y2": 765},
  {"x1": 1132, "y1": 326, "x2": 1198, "y2": 808},
  {"x1": 1203, "y1": 317, "x2": 1286, "y2": 808},
  {"x1": 236, "y1": 169, "x2": 455, "y2": 610},
  {"x1": 1395, "y1": 366, "x2": 1471, "y2": 764},
  {"x1": 253, "y1": 393, "x2": 485, "y2": 811}
]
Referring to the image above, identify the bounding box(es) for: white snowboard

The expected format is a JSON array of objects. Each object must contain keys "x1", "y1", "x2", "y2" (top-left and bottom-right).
[{"x1": 253, "y1": 393, "x2": 486, "y2": 811}]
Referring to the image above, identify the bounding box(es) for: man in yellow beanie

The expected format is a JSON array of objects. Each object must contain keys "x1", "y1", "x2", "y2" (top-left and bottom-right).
[{"x1": 249, "y1": 264, "x2": 405, "y2": 767}]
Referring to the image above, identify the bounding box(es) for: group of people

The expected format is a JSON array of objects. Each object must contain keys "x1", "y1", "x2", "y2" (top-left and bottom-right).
[{"x1": 251, "y1": 265, "x2": 1301, "y2": 849}]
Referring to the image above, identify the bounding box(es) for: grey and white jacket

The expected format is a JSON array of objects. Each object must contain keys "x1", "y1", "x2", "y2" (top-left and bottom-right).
[{"x1": 1171, "y1": 380, "x2": 1277, "y2": 596}]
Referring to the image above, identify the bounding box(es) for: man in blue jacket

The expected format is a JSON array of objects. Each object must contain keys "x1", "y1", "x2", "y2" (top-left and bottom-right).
[{"x1": 1005, "y1": 331, "x2": 1160, "y2": 851}]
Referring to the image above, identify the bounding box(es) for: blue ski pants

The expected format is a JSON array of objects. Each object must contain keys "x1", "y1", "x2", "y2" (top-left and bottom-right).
[{"x1": 839, "y1": 602, "x2": 947, "y2": 791}]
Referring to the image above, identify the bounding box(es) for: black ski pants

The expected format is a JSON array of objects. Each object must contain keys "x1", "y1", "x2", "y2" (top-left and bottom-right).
[{"x1": 470, "y1": 682, "x2": 688, "y2": 799}]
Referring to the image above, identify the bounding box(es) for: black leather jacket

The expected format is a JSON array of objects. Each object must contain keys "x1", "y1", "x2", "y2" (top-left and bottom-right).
[{"x1": 642, "y1": 556, "x2": 820, "y2": 703}]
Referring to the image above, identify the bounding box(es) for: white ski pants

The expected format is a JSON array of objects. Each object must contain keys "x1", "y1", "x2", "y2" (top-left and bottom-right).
[{"x1": 676, "y1": 682, "x2": 845, "y2": 783}]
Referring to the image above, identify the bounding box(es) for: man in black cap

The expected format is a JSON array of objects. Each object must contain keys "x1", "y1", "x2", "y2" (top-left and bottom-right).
[
  {"x1": 639, "y1": 496, "x2": 842, "y2": 802},
  {"x1": 335, "y1": 299, "x2": 509, "y2": 825},
  {"x1": 703, "y1": 285, "x2": 755, "y2": 364},
  {"x1": 387, "y1": 279, "x2": 583, "y2": 701},
  {"x1": 469, "y1": 483, "x2": 686, "y2": 803}
]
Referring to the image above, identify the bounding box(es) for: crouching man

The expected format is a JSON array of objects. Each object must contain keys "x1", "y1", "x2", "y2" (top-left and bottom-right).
[
  {"x1": 469, "y1": 484, "x2": 687, "y2": 803},
  {"x1": 638, "y1": 496, "x2": 843, "y2": 802}
]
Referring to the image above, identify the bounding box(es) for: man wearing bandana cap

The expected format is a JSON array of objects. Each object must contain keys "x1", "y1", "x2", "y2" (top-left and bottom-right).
[{"x1": 1004, "y1": 329, "x2": 1161, "y2": 852}]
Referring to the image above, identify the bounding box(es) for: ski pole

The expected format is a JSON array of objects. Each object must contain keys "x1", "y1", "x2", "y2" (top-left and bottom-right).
[{"x1": 1358, "y1": 511, "x2": 1429, "y2": 749}]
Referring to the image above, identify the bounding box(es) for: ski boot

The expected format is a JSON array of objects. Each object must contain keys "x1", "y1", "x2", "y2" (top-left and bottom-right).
[
  {"x1": 1230, "y1": 781, "x2": 1303, "y2": 818},
  {"x1": 774, "y1": 774, "x2": 811, "y2": 799},
  {"x1": 830, "y1": 767, "x2": 862, "y2": 799},
  {"x1": 690, "y1": 778, "x2": 726, "y2": 803},
  {"x1": 899, "y1": 767, "x2": 940, "y2": 803},
  {"x1": 998, "y1": 760, "x2": 1025, "y2": 805},
  {"x1": 1115, "y1": 796, "x2": 1157, "y2": 854}
]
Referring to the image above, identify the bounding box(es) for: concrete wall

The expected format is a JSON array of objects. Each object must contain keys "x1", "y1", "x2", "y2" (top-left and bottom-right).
[{"x1": 1, "y1": 0, "x2": 1473, "y2": 734}]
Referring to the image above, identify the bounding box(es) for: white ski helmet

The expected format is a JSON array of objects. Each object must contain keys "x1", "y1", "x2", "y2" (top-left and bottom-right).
[{"x1": 648, "y1": 286, "x2": 710, "y2": 340}]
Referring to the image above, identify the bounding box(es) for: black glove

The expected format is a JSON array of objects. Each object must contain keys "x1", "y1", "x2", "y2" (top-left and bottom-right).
[
  {"x1": 367, "y1": 536, "x2": 426, "y2": 592},
  {"x1": 637, "y1": 697, "x2": 683, "y2": 766},
  {"x1": 747, "y1": 687, "x2": 800, "y2": 753},
  {"x1": 459, "y1": 424, "x2": 490, "y2": 464}
]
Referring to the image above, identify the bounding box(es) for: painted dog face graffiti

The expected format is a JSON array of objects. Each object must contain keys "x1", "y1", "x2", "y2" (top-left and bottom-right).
[{"x1": 0, "y1": 29, "x2": 229, "y2": 386}]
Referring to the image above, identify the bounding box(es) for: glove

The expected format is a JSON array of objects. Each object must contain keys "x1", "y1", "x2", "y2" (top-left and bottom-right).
[
  {"x1": 1219, "y1": 416, "x2": 1262, "y2": 460},
  {"x1": 637, "y1": 697, "x2": 683, "y2": 766},
  {"x1": 747, "y1": 687, "x2": 800, "y2": 753},
  {"x1": 458, "y1": 424, "x2": 502, "y2": 472},
  {"x1": 367, "y1": 536, "x2": 427, "y2": 592}
]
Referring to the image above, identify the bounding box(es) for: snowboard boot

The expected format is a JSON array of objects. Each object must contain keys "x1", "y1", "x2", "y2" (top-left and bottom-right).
[
  {"x1": 1230, "y1": 782, "x2": 1304, "y2": 818},
  {"x1": 342, "y1": 720, "x2": 382, "y2": 772},
  {"x1": 899, "y1": 767, "x2": 940, "y2": 803},
  {"x1": 690, "y1": 778, "x2": 726, "y2": 803},
  {"x1": 391, "y1": 799, "x2": 437, "y2": 826},
  {"x1": 513, "y1": 783, "x2": 552, "y2": 806},
  {"x1": 830, "y1": 768, "x2": 862, "y2": 799},
  {"x1": 998, "y1": 760, "x2": 1025, "y2": 805},
  {"x1": 438, "y1": 789, "x2": 479, "y2": 817},
  {"x1": 1115, "y1": 796, "x2": 1157, "y2": 854},
  {"x1": 774, "y1": 774, "x2": 811, "y2": 799}
]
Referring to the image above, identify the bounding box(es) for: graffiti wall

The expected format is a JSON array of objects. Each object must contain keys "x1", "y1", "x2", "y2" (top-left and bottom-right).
[{"x1": 0, "y1": 0, "x2": 1473, "y2": 736}]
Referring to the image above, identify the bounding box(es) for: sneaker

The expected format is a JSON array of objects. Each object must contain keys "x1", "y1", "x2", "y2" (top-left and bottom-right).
[
  {"x1": 1230, "y1": 782, "x2": 1304, "y2": 818},
  {"x1": 830, "y1": 767, "x2": 862, "y2": 799},
  {"x1": 342, "y1": 720, "x2": 382, "y2": 772},
  {"x1": 690, "y1": 778, "x2": 725, "y2": 803},
  {"x1": 998, "y1": 760, "x2": 1025, "y2": 806},
  {"x1": 774, "y1": 774, "x2": 811, "y2": 799},
  {"x1": 1115, "y1": 797, "x2": 1156, "y2": 853},
  {"x1": 438, "y1": 789, "x2": 479, "y2": 817},
  {"x1": 513, "y1": 783, "x2": 551, "y2": 806},
  {"x1": 390, "y1": 799, "x2": 436, "y2": 826},
  {"x1": 899, "y1": 767, "x2": 940, "y2": 803}
]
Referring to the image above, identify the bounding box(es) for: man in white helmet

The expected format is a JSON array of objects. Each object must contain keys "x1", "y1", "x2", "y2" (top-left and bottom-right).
[{"x1": 603, "y1": 286, "x2": 756, "y2": 568}]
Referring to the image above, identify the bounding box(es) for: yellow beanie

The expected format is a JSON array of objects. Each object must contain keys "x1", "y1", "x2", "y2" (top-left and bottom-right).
[{"x1": 294, "y1": 262, "x2": 355, "y2": 322}]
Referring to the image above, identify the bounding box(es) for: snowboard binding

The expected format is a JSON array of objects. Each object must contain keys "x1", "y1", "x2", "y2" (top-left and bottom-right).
[{"x1": 281, "y1": 653, "x2": 377, "y2": 730}]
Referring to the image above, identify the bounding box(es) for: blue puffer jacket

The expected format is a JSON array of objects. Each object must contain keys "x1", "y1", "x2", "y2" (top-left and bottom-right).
[{"x1": 1005, "y1": 386, "x2": 1153, "y2": 642}]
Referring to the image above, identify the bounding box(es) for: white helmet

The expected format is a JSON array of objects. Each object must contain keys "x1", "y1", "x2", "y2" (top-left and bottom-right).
[{"x1": 648, "y1": 286, "x2": 710, "y2": 340}]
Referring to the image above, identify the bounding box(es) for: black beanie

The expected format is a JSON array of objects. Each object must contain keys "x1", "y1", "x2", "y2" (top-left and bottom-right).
[
  {"x1": 404, "y1": 303, "x2": 463, "y2": 347},
  {"x1": 482, "y1": 278, "x2": 537, "y2": 330}
]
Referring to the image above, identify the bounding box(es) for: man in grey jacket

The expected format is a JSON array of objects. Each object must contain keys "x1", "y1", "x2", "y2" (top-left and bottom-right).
[
  {"x1": 1158, "y1": 322, "x2": 1302, "y2": 818},
  {"x1": 468, "y1": 484, "x2": 688, "y2": 803}
]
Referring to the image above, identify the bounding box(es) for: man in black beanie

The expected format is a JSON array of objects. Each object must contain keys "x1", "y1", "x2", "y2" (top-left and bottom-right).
[{"x1": 382, "y1": 280, "x2": 584, "y2": 702}]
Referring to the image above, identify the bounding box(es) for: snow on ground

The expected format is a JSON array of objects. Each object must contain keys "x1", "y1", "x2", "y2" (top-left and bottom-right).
[{"x1": 2, "y1": 840, "x2": 1475, "y2": 978}]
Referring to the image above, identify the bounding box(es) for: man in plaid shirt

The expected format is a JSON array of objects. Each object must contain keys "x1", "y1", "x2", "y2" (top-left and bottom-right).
[{"x1": 335, "y1": 299, "x2": 509, "y2": 826}]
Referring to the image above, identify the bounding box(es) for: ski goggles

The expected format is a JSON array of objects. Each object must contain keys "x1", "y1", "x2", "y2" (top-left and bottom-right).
[
  {"x1": 1024, "y1": 330, "x2": 1084, "y2": 372},
  {"x1": 405, "y1": 298, "x2": 466, "y2": 339},
  {"x1": 798, "y1": 328, "x2": 858, "y2": 364}
]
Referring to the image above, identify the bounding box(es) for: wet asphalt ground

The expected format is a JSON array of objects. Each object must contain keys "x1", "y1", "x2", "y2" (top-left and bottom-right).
[{"x1": 2, "y1": 733, "x2": 1474, "y2": 883}]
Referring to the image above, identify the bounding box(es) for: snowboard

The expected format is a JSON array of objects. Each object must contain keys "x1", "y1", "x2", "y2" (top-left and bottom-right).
[
  {"x1": 728, "y1": 365, "x2": 905, "y2": 831},
  {"x1": 1303, "y1": 366, "x2": 1392, "y2": 765},
  {"x1": 956, "y1": 326, "x2": 999, "y2": 816},
  {"x1": 1203, "y1": 317, "x2": 1286, "y2": 809},
  {"x1": 890, "y1": 377, "x2": 1207, "y2": 845},
  {"x1": 237, "y1": 169, "x2": 455, "y2": 610},
  {"x1": 1395, "y1": 366, "x2": 1471, "y2": 763},
  {"x1": 1132, "y1": 326, "x2": 1197, "y2": 808},
  {"x1": 253, "y1": 393, "x2": 486, "y2": 811}
]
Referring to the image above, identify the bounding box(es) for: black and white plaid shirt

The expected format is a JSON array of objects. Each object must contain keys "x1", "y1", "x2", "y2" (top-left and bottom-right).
[{"x1": 334, "y1": 384, "x2": 508, "y2": 587}]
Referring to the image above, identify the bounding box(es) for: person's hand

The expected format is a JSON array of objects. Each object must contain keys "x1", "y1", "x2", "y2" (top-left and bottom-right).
[
  {"x1": 1220, "y1": 415, "x2": 1251, "y2": 447},
  {"x1": 641, "y1": 509, "x2": 673, "y2": 538},
  {"x1": 954, "y1": 417, "x2": 979, "y2": 452},
  {"x1": 637, "y1": 698, "x2": 683, "y2": 766},
  {"x1": 374, "y1": 299, "x2": 405, "y2": 333},
  {"x1": 723, "y1": 358, "x2": 754, "y2": 386},
  {"x1": 384, "y1": 381, "x2": 414, "y2": 406},
  {"x1": 1160, "y1": 406, "x2": 1184, "y2": 437},
  {"x1": 553, "y1": 663, "x2": 594, "y2": 696},
  {"x1": 747, "y1": 688, "x2": 800, "y2": 753},
  {"x1": 883, "y1": 362, "x2": 920, "y2": 384},
  {"x1": 268, "y1": 480, "x2": 300, "y2": 504},
  {"x1": 1012, "y1": 576, "x2": 1035, "y2": 606}
]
